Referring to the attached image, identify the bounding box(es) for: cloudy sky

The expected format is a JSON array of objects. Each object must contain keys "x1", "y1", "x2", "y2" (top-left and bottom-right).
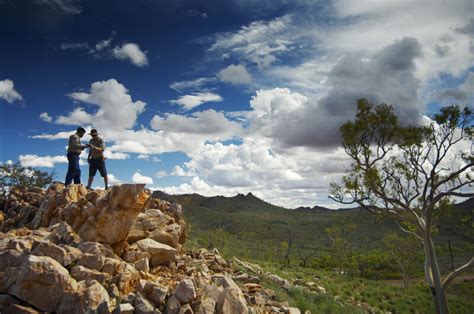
[{"x1": 0, "y1": 0, "x2": 473, "y2": 208}]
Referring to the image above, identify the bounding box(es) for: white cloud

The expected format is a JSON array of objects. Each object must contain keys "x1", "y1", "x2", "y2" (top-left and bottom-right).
[
  {"x1": 156, "y1": 170, "x2": 168, "y2": 178},
  {"x1": 36, "y1": 0, "x2": 82, "y2": 14},
  {"x1": 39, "y1": 112, "x2": 52, "y2": 123},
  {"x1": 217, "y1": 64, "x2": 252, "y2": 85},
  {"x1": 209, "y1": 15, "x2": 294, "y2": 68},
  {"x1": 103, "y1": 151, "x2": 129, "y2": 160},
  {"x1": 0, "y1": 79, "x2": 23, "y2": 104},
  {"x1": 112, "y1": 43, "x2": 148, "y2": 67},
  {"x1": 132, "y1": 172, "x2": 154, "y2": 184},
  {"x1": 107, "y1": 174, "x2": 122, "y2": 184},
  {"x1": 171, "y1": 165, "x2": 194, "y2": 177},
  {"x1": 63, "y1": 79, "x2": 145, "y2": 131},
  {"x1": 170, "y1": 77, "x2": 216, "y2": 93},
  {"x1": 19, "y1": 154, "x2": 67, "y2": 168},
  {"x1": 170, "y1": 92, "x2": 223, "y2": 110},
  {"x1": 31, "y1": 130, "x2": 74, "y2": 140},
  {"x1": 150, "y1": 109, "x2": 244, "y2": 137}
]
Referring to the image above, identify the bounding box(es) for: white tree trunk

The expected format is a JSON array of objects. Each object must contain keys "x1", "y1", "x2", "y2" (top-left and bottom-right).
[{"x1": 423, "y1": 234, "x2": 450, "y2": 313}]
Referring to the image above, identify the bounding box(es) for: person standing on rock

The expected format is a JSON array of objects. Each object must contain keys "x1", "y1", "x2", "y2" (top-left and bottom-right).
[
  {"x1": 86, "y1": 129, "x2": 108, "y2": 190},
  {"x1": 65, "y1": 127, "x2": 89, "y2": 186}
]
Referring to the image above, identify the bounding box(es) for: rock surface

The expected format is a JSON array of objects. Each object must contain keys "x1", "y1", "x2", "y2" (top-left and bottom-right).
[{"x1": 0, "y1": 183, "x2": 301, "y2": 313}]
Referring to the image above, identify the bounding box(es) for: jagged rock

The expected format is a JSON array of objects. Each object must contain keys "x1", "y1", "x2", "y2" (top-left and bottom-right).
[
  {"x1": 68, "y1": 184, "x2": 150, "y2": 245},
  {"x1": 0, "y1": 249, "x2": 25, "y2": 271},
  {"x1": 70, "y1": 265, "x2": 111, "y2": 284},
  {"x1": 165, "y1": 295, "x2": 181, "y2": 314},
  {"x1": 134, "y1": 292, "x2": 157, "y2": 314},
  {"x1": 179, "y1": 303, "x2": 193, "y2": 314},
  {"x1": 216, "y1": 276, "x2": 248, "y2": 314},
  {"x1": 138, "y1": 280, "x2": 168, "y2": 306},
  {"x1": 174, "y1": 278, "x2": 196, "y2": 303},
  {"x1": 197, "y1": 284, "x2": 222, "y2": 314},
  {"x1": 81, "y1": 280, "x2": 112, "y2": 313},
  {"x1": 0, "y1": 255, "x2": 79, "y2": 312},
  {"x1": 77, "y1": 252, "x2": 105, "y2": 271},
  {"x1": 113, "y1": 303, "x2": 135, "y2": 314},
  {"x1": 135, "y1": 238, "x2": 176, "y2": 266},
  {"x1": 30, "y1": 239, "x2": 68, "y2": 266},
  {"x1": 134, "y1": 257, "x2": 150, "y2": 272}
]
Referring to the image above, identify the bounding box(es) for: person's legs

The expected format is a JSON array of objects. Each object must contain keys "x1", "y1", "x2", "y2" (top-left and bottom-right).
[
  {"x1": 65, "y1": 153, "x2": 78, "y2": 185},
  {"x1": 87, "y1": 160, "x2": 98, "y2": 189},
  {"x1": 72, "y1": 154, "x2": 81, "y2": 184},
  {"x1": 98, "y1": 160, "x2": 108, "y2": 189}
]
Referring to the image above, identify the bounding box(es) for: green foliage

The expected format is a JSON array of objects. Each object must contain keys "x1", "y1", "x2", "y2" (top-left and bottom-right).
[{"x1": 0, "y1": 161, "x2": 53, "y2": 196}]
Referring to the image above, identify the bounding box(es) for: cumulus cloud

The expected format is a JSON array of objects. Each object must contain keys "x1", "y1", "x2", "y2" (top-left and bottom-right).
[
  {"x1": 112, "y1": 43, "x2": 148, "y2": 67},
  {"x1": 248, "y1": 38, "x2": 423, "y2": 149},
  {"x1": 19, "y1": 154, "x2": 67, "y2": 168},
  {"x1": 437, "y1": 71, "x2": 474, "y2": 102},
  {"x1": 209, "y1": 15, "x2": 295, "y2": 68},
  {"x1": 0, "y1": 79, "x2": 23, "y2": 104},
  {"x1": 171, "y1": 165, "x2": 194, "y2": 177},
  {"x1": 103, "y1": 151, "x2": 129, "y2": 160},
  {"x1": 150, "y1": 109, "x2": 244, "y2": 137},
  {"x1": 107, "y1": 174, "x2": 122, "y2": 184},
  {"x1": 217, "y1": 64, "x2": 252, "y2": 85},
  {"x1": 132, "y1": 172, "x2": 154, "y2": 184},
  {"x1": 39, "y1": 112, "x2": 53, "y2": 123},
  {"x1": 63, "y1": 79, "x2": 145, "y2": 131},
  {"x1": 156, "y1": 170, "x2": 168, "y2": 178},
  {"x1": 170, "y1": 92, "x2": 223, "y2": 110}
]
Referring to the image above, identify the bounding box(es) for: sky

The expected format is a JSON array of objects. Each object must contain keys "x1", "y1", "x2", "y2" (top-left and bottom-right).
[{"x1": 0, "y1": 0, "x2": 473, "y2": 208}]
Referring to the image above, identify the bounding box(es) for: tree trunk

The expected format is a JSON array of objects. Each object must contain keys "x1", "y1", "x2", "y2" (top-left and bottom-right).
[{"x1": 423, "y1": 234, "x2": 450, "y2": 313}]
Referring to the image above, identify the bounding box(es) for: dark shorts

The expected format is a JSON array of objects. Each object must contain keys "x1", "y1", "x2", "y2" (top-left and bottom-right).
[{"x1": 89, "y1": 159, "x2": 107, "y2": 177}]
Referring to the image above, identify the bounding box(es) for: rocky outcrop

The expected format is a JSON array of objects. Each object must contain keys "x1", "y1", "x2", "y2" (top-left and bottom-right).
[{"x1": 0, "y1": 183, "x2": 301, "y2": 313}]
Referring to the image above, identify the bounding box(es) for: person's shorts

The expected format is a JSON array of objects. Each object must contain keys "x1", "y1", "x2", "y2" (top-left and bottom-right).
[{"x1": 89, "y1": 159, "x2": 107, "y2": 177}]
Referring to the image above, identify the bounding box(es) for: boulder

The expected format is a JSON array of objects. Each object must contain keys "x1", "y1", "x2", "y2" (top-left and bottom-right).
[
  {"x1": 2, "y1": 255, "x2": 79, "y2": 312},
  {"x1": 174, "y1": 278, "x2": 196, "y2": 303},
  {"x1": 135, "y1": 238, "x2": 176, "y2": 266},
  {"x1": 165, "y1": 295, "x2": 181, "y2": 314}
]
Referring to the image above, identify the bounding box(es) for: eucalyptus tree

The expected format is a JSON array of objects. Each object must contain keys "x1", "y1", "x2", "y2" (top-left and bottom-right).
[{"x1": 330, "y1": 99, "x2": 473, "y2": 314}]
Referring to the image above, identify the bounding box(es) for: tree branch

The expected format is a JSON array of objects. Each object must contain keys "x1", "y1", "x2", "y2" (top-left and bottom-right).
[{"x1": 443, "y1": 258, "x2": 474, "y2": 289}]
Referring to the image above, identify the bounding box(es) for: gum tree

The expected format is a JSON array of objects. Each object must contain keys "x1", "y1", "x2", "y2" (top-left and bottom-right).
[{"x1": 330, "y1": 99, "x2": 473, "y2": 314}]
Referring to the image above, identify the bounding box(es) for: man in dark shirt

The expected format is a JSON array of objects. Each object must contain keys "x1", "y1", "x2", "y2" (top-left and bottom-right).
[
  {"x1": 86, "y1": 129, "x2": 108, "y2": 190},
  {"x1": 65, "y1": 127, "x2": 89, "y2": 186}
]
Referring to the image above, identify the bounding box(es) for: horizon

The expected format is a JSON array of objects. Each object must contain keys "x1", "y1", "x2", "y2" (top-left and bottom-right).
[{"x1": 1, "y1": 0, "x2": 473, "y2": 209}]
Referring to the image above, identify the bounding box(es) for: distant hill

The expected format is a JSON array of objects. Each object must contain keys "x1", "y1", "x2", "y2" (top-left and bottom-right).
[{"x1": 152, "y1": 190, "x2": 474, "y2": 268}]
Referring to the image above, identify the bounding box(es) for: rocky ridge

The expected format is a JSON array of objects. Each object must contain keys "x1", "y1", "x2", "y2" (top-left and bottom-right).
[{"x1": 0, "y1": 184, "x2": 302, "y2": 314}]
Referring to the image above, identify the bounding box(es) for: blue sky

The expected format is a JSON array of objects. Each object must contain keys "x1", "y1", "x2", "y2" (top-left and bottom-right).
[{"x1": 1, "y1": 0, "x2": 473, "y2": 208}]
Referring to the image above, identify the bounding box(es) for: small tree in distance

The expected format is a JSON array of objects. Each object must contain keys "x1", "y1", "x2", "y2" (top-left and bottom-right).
[
  {"x1": 330, "y1": 99, "x2": 473, "y2": 314},
  {"x1": 0, "y1": 161, "x2": 53, "y2": 196}
]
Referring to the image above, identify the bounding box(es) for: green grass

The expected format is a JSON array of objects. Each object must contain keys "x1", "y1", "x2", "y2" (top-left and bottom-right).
[{"x1": 157, "y1": 191, "x2": 474, "y2": 313}]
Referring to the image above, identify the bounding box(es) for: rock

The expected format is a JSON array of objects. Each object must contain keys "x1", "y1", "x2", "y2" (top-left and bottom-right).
[
  {"x1": 70, "y1": 265, "x2": 110, "y2": 284},
  {"x1": 113, "y1": 303, "x2": 135, "y2": 314},
  {"x1": 0, "y1": 249, "x2": 25, "y2": 271},
  {"x1": 30, "y1": 239, "x2": 68, "y2": 266},
  {"x1": 134, "y1": 257, "x2": 150, "y2": 273},
  {"x1": 179, "y1": 303, "x2": 193, "y2": 314},
  {"x1": 81, "y1": 280, "x2": 112, "y2": 313},
  {"x1": 216, "y1": 276, "x2": 248, "y2": 314},
  {"x1": 2, "y1": 255, "x2": 79, "y2": 312},
  {"x1": 174, "y1": 278, "x2": 196, "y2": 303},
  {"x1": 76, "y1": 252, "x2": 105, "y2": 271},
  {"x1": 135, "y1": 238, "x2": 176, "y2": 266},
  {"x1": 197, "y1": 284, "x2": 221, "y2": 314},
  {"x1": 134, "y1": 292, "x2": 157, "y2": 314},
  {"x1": 288, "y1": 307, "x2": 301, "y2": 314},
  {"x1": 138, "y1": 280, "x2": 168, "y2": 306},
  {"x1": 65, "y1": 184, "x2": 150, "y2": 245},
  {"x1": 5, "y1": 303, "x2": 41, "y2": 313},
  {"x1": 165, "y1": 295, "x2": 181, "y2": 314}
]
